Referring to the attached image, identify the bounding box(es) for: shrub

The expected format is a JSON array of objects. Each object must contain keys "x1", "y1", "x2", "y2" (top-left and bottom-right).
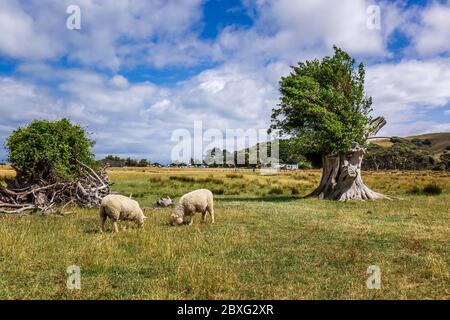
[
  {"x1": 149, "y1": 176, "x2": 162, "y2": 183},
  {"x1": 422, "y1": 183, "x2": 442, "y2": 195},
  {"x1": 268, "y1": 186, "x2": 283, "y2": 195},
  {"x1": 440, "y1": 153, "x2": 450, "y2": 171},
  {"x1": 290, "y1": 187, "x2": 300, "y2": 195},
  {"x1": 169, "y1": 176, "x2": 195, "y2": 183},
  {"x1": 408, "y1": 186, "x2": 421, "y2": 194},
  {"x1": 226, "y1": 173, "x2": 244, "y2": 179},
  {"x1": 297, "y1": 160, "x2": 312, "y2": 169},
  {"x1": 212, "y1": 188, "x2": 225, "y2": 195},
  {"x1": 6, "y1": 118, "x2": 95, "y2": 181},
  {"x1": 390, "y1": 137, "x2": 405, "y2": 143},
  {"x1": 197, "y1": 177, "x2": 224, "y2": 184}
]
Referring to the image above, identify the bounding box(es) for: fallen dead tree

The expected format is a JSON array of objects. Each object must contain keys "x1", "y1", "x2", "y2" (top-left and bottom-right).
[{"x1": 0, "y1": 163, "x2": 110, "y2": 215}]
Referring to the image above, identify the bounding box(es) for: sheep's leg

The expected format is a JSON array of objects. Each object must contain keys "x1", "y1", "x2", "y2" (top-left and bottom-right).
[
  {"x1": 100, "y1": 215, "x2": 107, "y2": 233},
  {"x1": 208, "y1": 206, "x2": 215, "y2": 224},
  {"x1": 112, "y1": 221, "x2": 119, "y2": 233},
  {"x1": 201, "y1": 212, "x2": 207, "y2": 223},
  {"x1": 99, "y1": 206, "x2": 107, "y2": 233},
  {"x1": 188, "y1": 215, "x2": 194, "y2": 226}
]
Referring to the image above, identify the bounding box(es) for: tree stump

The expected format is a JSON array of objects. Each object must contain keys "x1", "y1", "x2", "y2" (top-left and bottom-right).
[{"x1": 306, "y1": 117, "x2": 390, "y2": 201}]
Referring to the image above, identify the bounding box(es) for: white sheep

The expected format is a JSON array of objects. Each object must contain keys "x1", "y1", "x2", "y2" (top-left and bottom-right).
[
  {"x1": 99, "y1": 194, "x2": 147, "y2": 232},
  {"x1": 170, "y1": 189, "x2": 215, "y2": 226}
]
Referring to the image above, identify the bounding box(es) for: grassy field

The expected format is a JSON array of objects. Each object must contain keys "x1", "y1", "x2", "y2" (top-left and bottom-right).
[{"x1": 0, "y1": 167, "x2": 449, "y2": 299}]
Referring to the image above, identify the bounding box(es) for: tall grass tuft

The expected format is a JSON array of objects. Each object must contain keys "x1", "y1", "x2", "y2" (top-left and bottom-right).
[
  {"x1": 422, "y1": 183, "x2": 442, "y2": 195},
  {"x1": 226, "y1": 173, "x2": 244, "y2": 179},
  {"x1": 268, "y1": 186, "x2": 283, "y2": 195},
  {"x1": 169, "y1": 176, "x2": 195, "y2": 183}
]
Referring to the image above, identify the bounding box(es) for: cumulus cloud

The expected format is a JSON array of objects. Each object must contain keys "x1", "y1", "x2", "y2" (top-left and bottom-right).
[
  {"x1": 367, "y1": 58, "x2": 450, "y2": 135},
  {"x1": 215, "y1": 0, "x2": 405, "y2": 67},
  {"x1": 0, "y1": 0, "x2": 58, "y2": 59},
  {"x1": 0, "y1": 0, "x2": 449, "y2": 162},
  {"x1": 407, "y1": 1, "x2": 450, "y2": 56},
  {"x1": 0, "y1": 77, "x2": 63, "y2": 122},
  {"x1": 0, "y1": 62, "x2": 279, "y2": 162},
  {"x1": 0, "y1": 0, "x2": 206, "y2": 69}
]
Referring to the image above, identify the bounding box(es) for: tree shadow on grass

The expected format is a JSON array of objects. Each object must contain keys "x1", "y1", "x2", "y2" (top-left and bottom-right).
[{"x1": 216, "y1": 195, "x2": 303, "y2": 203}]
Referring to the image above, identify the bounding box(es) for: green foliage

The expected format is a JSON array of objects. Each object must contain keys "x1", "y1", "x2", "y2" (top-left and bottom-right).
[
  {"x1": 411, "y1": 138, "x2": 432, "y2": 147},
  {"x1": 297, "y1": 160, "x2": 313, "y2": 169},
  {"x1": 138, "y1": 159, "x2": 150, "y2": 167},
  {"x1": 268, "y1": 186, "x2": 283, "y2": 195},
  {"x1": 363, "y1": 138, "x2": 439, "y2": 171},
  {"x1": 440, "y1": 152, "x2": 450, "y2": 171},
  {"x1": 270, "y1": 46, "x2": 372, "y2": 155},
  {"x1": 278, "y1": 139, "x2": 304, "y2": 164},
  {"x1": 101, "y1": 155, "x2": 151, "y2": 167},
  {"x1": 422, "y1": 183, "x2": 442, "y2": 195},
  {"x1": 6, "y1": 118, "x2": 95, "y2": 181}
]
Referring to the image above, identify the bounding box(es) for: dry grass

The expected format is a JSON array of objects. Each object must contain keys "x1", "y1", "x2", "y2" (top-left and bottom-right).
[
  {"x1": 0, "y1": 165, "x2": 15, "y2": 181},
  {"x1": 0, "y1": 168, "x2": 449, "y2": 299}
]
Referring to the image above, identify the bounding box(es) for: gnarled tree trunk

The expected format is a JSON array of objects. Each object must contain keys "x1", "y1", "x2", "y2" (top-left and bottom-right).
[{"x1": 306, "y1": 117, "x2": 390, "y2": 201}]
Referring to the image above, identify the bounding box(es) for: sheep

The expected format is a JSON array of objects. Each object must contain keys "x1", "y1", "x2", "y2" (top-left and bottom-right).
[
  {"x1": 170, "y1": 189, "x2": 215, "y2": 226},
  {"x1": 99, "y1": 194, "x2": 147, "y2": 232}
]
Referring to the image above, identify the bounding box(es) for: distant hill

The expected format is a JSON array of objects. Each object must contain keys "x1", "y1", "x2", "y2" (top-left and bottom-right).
[{"x1": 372, "y1": 132, "x2": 450, "y2": 155}]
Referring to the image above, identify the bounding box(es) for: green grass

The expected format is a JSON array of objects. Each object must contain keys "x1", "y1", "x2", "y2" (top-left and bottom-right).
[{"x1": 0, "y1": 168, "x2": 449, "y2": 299}]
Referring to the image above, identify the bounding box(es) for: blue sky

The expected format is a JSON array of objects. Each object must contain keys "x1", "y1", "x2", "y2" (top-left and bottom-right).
[{"x1": 0, "y1": 0, "x2": 450, "y2": 163}]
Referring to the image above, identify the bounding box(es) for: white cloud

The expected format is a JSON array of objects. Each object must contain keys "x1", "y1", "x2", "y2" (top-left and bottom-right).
[
  {"x1": 0, "y1": 62, "x2": 279, "y2": 162},
  {"x1": 0, "y1": 0, "x2": 58, "y2": 59},
  {"x1": 0, "y1": 0, "x2": 205, "y2": 69},
  {"x1": 216, "y1": 0, "x2": 404, "y2": 68},
  {"x1": 1, "y1": 0, "x2": 449, "y2": 162},
  {"x1": 0, "y1": 0, "x2": 403, "y2": 70},
  {"x1": 408, "y1": 1, "x2": 450, "y2": 56},
  {"x1": 366, "y1": 58, "x2": 450, "y2": 135},
  {"x1": 110, "y1": 75, "x2": 129, "y2": 89},
  {"x1": 0, "y1": 77, "x2": 63, "y2": 122}
]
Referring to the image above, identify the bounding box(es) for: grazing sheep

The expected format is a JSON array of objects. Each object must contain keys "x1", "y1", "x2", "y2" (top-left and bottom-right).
[
  {"x1": 170, "y1": 189, "x2": 215, "y2": 226},
  {"x1": 99, "y1": 194, "x2": 147, "y2": 232}
]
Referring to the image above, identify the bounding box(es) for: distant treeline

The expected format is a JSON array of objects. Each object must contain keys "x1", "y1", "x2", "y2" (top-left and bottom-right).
[
  {"x1": 100, "y1": 155, "x2": 160, "y2": 167},
  {"x1": 100, "y1": 136, "x2": 450, "y2": 171}
]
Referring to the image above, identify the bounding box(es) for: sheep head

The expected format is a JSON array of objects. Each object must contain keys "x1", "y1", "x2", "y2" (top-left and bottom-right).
[
  {"x1": 136, "y1": 209, "x2": 148, "y2": 227},
  {"x1": 170, "y1": 205, "x2": 184, "y2": 226}
]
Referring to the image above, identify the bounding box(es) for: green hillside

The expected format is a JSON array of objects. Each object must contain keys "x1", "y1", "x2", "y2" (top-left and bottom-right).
[
  {"x1": 373, "y1": 132, "x2": 450, "y2": 155},
  {"x1": 406, "y1": 132, "x2": 450, "y2": 154}
]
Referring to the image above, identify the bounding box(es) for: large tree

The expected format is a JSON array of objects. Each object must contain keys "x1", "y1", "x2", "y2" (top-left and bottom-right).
[{"x1": 270, "y1": 46, "x2": 388, "y2": 201}]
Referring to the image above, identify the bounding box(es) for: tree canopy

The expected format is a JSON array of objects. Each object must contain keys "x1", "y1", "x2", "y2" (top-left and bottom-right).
[
  {"x1": 270, "y1": 46, "x2": 373, "y2": 155},
  {"x1": 6, "y1": 118, "x2": 95, "y2": 181}
]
